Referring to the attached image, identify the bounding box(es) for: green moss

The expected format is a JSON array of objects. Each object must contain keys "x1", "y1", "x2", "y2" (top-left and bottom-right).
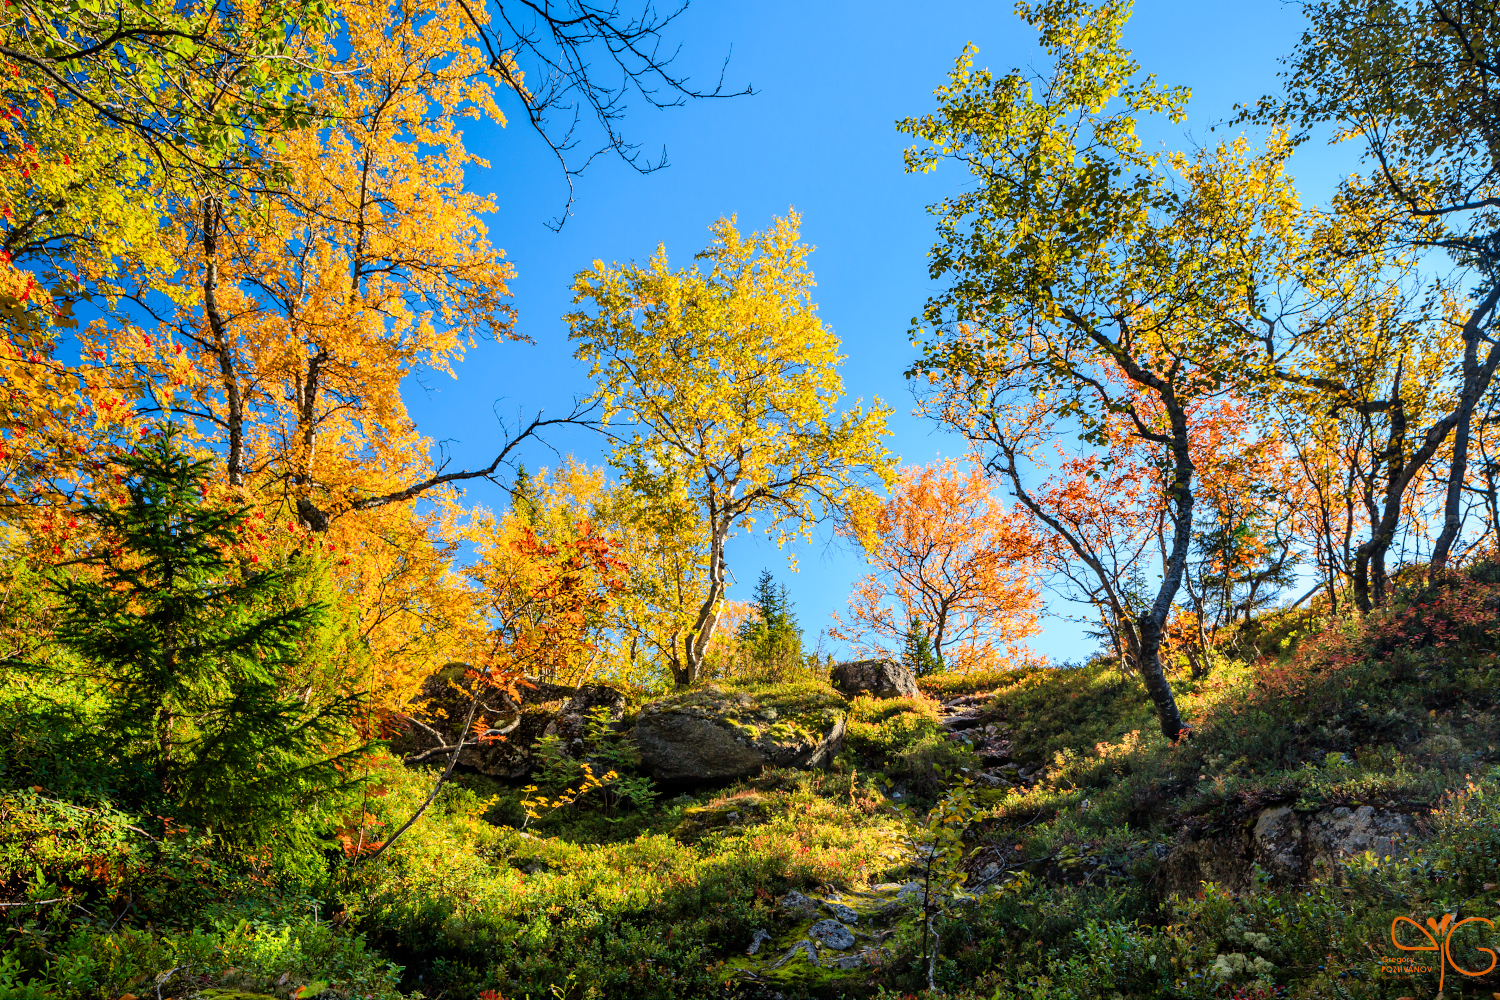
[
  {"x1": 917, "y1": 667, "x2": 1037, "y2": 701},
  {"x1": 645, "y1": 680, "x2": 848, "y2": 748}
]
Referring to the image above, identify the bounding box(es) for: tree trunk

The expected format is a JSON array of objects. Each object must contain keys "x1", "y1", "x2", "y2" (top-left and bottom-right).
[
  {"x1": 202, "y1": 197, "x2": 244, "y2": 488},
  {"x1": 1350, "y1": 288, "x2": 1500, "y2": 600},
  {"x1": 292, "y1": 350, "x2": 327, "y2": 530},
  {"x1": 994, "y1": 428, "x2": 1189, "y2": 742},
  {"x1": 1431, "y1": 403, "x2": 1474, "y2": 571},
  {"x1": 676, "y1": 515, "x2": 729, "y2": 687},
  {"x1": 1135, "y1": 614, "x2": 1186, "y2": 741},
  {"x1": 1140, "y1": 395, "x2": 1194, "y2": 742},
  {"x1": 1432, "y1": 301, "x2": 1500, "y2": 568}
]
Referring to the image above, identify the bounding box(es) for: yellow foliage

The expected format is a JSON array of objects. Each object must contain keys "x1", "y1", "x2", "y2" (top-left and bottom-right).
[{"x1": 569, "y1": 211, "x2": 895, "y2": 684}]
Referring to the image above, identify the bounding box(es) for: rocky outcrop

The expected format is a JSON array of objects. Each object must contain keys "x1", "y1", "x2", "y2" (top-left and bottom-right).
[
  {"x1": 632, "y1": 685, "x2": 847, "y2": 785},
  {"x1": 395, "y1": 665, "x2": 610, "y2": 781},
  {"x1": 1252, "y1": 804, "x2": 1417, "y2": 881},
  {"x1": 1163, "y1": 802, "x2": 1423, "y2": 894},
  {"x1": 734, "y1": 884, "x2": 904, "y2": 986},
  {"x1": 543, "y1": 684, "x2": 628, "y2": 743},
  {"x1": 831, "y1": 658, "x2": 920, "y2": 699}
]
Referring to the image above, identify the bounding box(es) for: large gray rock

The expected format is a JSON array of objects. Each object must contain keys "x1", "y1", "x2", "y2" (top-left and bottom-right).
[
  {"x1": 831, "y1": 658, "x2": 919, "y2": 699},
  {"x1": 632, "y1": 684, "x2": 847, "y2": 785},
  {"x1": 1164, "y1": 803, "x2": 1421, "y2": 893},
  {"x1": 1254, "y1": 804, "x2": 1416, "y2": 881},
  {"x1": 808, "y1": 919, "x2": 855, "y2": 950},
  {"x1": 543, "y1": 684, "x2": 627, "y2": 742}
]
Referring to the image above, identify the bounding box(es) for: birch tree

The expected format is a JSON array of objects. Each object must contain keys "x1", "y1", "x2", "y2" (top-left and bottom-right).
[{"x1": 568, "y1": 212, "x2": 894, "y2": 687}]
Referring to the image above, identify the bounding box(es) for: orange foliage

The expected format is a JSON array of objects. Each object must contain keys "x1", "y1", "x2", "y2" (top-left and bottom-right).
[
  {"x1": 1009, "y1": 390, "x2": 1295, "y2": 669},
  {"x1": 465, "y1": 509, "x2": 627, "y2": 688},
  {"x1": 830, "y1": 459, "x2": 1040, "y2": 672},
  {"x1": 67, "y1": 0, "x2": 526, "y2": 708}
]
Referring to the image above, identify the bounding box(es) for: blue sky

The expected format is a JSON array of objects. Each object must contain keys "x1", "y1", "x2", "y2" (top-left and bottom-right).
[{"x1": 404, "y1": 0, "x2": 1335, "y2": 664}]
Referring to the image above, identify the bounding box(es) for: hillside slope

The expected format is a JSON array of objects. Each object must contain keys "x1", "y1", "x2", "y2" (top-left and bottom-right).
[{"x1": 3, "y1": 572, "x2": 1499, "y2": 999}]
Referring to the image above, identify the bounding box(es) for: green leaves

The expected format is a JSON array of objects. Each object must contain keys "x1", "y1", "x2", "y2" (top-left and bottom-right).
[{"x1": 0, "y1": 0, "x2": 331, "y2": 294}]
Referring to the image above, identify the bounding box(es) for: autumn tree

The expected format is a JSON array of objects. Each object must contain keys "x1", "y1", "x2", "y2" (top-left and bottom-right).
[
  {"x1": 133, "y1": 0, "x2": 518, "y2": 508},
  {"x1": 569, "y1": 212, "x2": 894, "y2": 687},
  {"x1": 899, "y1": 0, "x2": 1320, "y2": 738},
  {"x1": 0, "y1": 0, "x2": 327, "y2": 289},
  {"x1": 1263, "y1": 273, "x2": 1471, "y2": 611},
  {"x1": 1254, "y1": 0, "x2": 1500, "y2": 593},
  {"x1": 831, "y1": 460, "x2": 1039, "y2": 674},
  {"x1": 464, "y1": 504, "x2": 625, "y2": 686},
  {"x1": 605, "y1": 473, "x2": 712, "y2": 686},
  {"x1": 76, "y1": 0, "x2": 519, "y2": 707},
  {"x1": 493, "y1": 458, "x2": 711, "y2": 689},
  {"x1": 0, "y1": 0, "x2": 333, "y2": 531}
]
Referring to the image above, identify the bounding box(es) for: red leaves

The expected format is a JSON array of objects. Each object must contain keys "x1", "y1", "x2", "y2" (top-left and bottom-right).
[{"x1": 332, "y1": 811, "x2": 385, "y2": 857}]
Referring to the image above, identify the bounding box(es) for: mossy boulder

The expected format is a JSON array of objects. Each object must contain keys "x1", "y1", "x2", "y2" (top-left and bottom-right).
[
  {"x1": 633, "y1": 681, "x2": 847, "y2": 785},
  {"x1": 831, "y1": 657, "x2": 919, "y2": 699}
]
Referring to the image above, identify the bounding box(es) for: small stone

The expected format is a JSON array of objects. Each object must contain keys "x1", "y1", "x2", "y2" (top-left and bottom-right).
[
  {"x1": 826, "y1": 953, "x2": 865, "y2": 970},
  {"x1": 767, "y1": 940, "x2": 819, "y2": 970},
  {"x1": 808, "y1": 919, "x2": 856, "y2": 950},
  {"x1": 746, "y1": 928, "x2": 772, "y2": 955},
  {"x1": 779, "y1": 890, "x2": 817, "y2": 913},
  {"x1": 896, "y1": 881, "x2": 926, "y2": 903},
  {"x1": 825, "y1": 902, "x2": 858, "y2": 923}
]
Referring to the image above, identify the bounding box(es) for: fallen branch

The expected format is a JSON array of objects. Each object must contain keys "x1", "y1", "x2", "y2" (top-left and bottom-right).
[{"x1": 402, "y1": 716, "x2": 521, "y2": 765}]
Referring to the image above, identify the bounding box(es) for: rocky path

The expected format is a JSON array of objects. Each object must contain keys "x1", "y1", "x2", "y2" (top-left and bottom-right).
[
  {"x1": 732, "y1": 690, "x2": 1042, "y2": 991},
  {"x1": 935, "y1": 693, "x2": 1041, "y2": 791}
]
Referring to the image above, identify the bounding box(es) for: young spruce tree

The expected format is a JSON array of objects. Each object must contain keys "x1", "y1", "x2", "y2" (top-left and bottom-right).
[
  {"x1": 736, "y1": 570, "x2": 803, "y2": 676},
  {"x1": 902, "y1": 614, "x2": 941, "y2": 677},
  {"x1": 51, "y1": 426, "x2": 366, "y2": 842}
]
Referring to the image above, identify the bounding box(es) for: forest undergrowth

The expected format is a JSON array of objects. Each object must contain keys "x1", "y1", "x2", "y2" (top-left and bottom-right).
[{"x1": 4, "y1": 565, "x2": 1499, "y2": 1000}]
